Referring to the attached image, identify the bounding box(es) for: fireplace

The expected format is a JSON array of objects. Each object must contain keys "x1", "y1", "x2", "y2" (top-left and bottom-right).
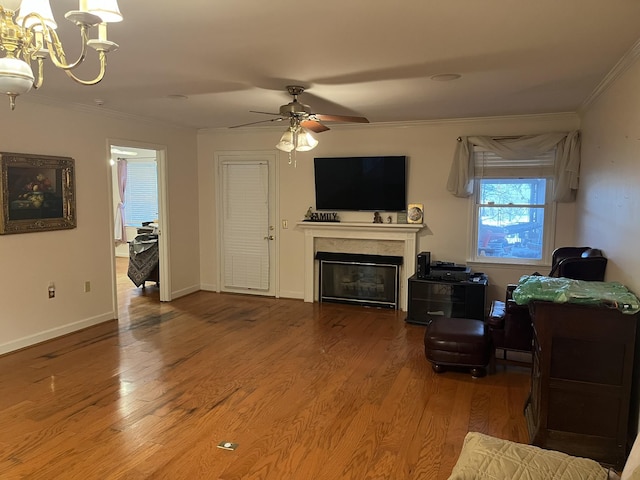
[
  {"x1": 298, "y1": 222, "x2": 425, "y2": 311},
  {"x1": 316, "y1": 252, "x2": 403, "y2": 309}
]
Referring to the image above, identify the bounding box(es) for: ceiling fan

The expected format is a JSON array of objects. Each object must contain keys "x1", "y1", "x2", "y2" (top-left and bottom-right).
[{"x1": 230, "y1": 85, "x2": 370, "y2": 132}]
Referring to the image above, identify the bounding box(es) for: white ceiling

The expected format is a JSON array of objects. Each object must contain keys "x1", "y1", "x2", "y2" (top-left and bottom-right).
[{"x1": 8, "y1": 0, "x2": 640, "y2": 130}]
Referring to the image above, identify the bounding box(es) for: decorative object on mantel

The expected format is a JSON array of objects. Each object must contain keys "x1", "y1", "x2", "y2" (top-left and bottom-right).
[
  {"x1": 387, "y1": 215, "x2": 392, "y2": 224},
  {"x1": 397, "y1": 211, "x2": 408, "y2": 224},
  {"x1": 407, "y1": 203, "x2": 424, "y2": 224},
  {"x1": 0, "y1": 152, "x2": 76, "y2": 234},
  {"x1": 303, "y1": 207, "x2": 339, "y2": 222},
  {"x1": 304, "y1": 206, "x2": 313, "y2": 220},
  {"x1": 0, "y1": 0, "x2": 123, "y2": 110},
  {"x1": 373, "y1": 212, "x2": 383, "y2": 223}
]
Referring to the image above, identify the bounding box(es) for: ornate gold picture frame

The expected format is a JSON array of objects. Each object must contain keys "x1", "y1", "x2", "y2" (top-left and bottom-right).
[{"x1": 0, "y1": 152, "x2": 76, "y2": 234}]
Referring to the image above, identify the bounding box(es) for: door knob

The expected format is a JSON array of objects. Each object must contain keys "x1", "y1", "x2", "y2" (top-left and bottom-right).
[{"x1": 264, "y1": 235, "x2": 274, "y2": 240}]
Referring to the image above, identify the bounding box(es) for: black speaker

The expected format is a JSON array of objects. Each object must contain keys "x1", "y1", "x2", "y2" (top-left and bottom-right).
[{"x1": 417, "y1": 251, "x2": 431, "y2": 279}]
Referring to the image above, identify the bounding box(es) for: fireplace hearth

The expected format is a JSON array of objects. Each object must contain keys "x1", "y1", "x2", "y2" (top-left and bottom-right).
[{"x1": 316, "y1": 252, "x2": 403, "y2": 309}]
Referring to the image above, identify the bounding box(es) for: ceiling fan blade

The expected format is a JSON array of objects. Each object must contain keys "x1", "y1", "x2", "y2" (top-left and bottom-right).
[
  {"x1": 314, "y1": 113, "x2": 369, "y2": 124},
  {"x1": 301, "y1": 120, "x2": 330, "y2": 133},
  {"x1": 249, "y1": 110, "x2": 282, "y2": 116},
  {"x1": 229, "y1": 117, "x2": 285, "y2": 128}
]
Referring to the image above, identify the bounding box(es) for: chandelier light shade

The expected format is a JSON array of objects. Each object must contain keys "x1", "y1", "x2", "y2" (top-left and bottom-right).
[
  {"x1": 16, "y1": 0, "x2": 56, "y2": 29},
  {"x1": 84, "y1": 0, "x2": 122, "y2": 23},
  {"x1": 0, "y1": 0, "x2": 123, "y2": 109}
]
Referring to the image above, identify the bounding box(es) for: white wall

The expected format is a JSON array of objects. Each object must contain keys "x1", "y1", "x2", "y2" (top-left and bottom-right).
[
  {"x1": 579, "y1": 60, "x2": 640, "y2": 296},
  {"x1": 0, "y1": 100, "x2": 199, "y2": 354},
  {"x1": 198, "y1": 113, "x2": 579, "y2": 305},
  {"x1": 579, "y1": 54, "x2": 640, "y2": 437}
]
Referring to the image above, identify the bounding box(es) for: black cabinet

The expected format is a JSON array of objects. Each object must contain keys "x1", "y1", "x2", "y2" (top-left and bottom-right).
[
  {"x1": 406, "y1": 274, "x2": 487, "y2": 324},
  {"x1": 524, "y1": 301, "x2": 638, "y2": 469}
]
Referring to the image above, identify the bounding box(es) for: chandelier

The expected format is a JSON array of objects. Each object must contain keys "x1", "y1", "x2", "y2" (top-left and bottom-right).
[{"x1": 0, "y1": 0, "x2": 122, "y2": 110}]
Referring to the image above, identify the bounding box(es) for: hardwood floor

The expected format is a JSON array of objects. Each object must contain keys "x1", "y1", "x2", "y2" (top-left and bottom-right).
[{"x1": 0, "y1": 260, "x2": 530, "y2": 479}]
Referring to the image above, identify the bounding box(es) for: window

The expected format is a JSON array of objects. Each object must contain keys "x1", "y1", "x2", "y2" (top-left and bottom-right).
[
  {"x1": 124, "y1": 160, "x2": 158, "y2": 227},
  {"x1": 471, "y1": 150, "x2": 555, "y2": 264}
]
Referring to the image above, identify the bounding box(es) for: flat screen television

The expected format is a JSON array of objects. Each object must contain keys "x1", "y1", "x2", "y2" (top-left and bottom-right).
[{"x1": 314, "y1": 156, "x2": 407, "y2": 211}]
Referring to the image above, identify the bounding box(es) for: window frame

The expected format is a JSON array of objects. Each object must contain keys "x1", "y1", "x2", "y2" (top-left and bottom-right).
[{"x1": 468, "y1": 169, "x2": 556, "y2": 267}]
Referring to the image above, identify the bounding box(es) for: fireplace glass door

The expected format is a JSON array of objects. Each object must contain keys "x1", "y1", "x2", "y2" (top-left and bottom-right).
[{"x1": 319, "y1": 260, "x2": 399, "y2": 309}]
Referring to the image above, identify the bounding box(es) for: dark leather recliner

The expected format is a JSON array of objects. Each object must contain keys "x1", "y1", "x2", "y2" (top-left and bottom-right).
[
  {"x1": 548, "y1": 246, "x2": 607, "y2": 281},
  {"x1": 487, "y1": 284, "x2": 533, "y2": 365},
  {"x1": 487, "y1": 246, "x2": 607, "y2": 366}
]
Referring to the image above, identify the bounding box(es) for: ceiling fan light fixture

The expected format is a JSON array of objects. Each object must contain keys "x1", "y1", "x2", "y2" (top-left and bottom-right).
[
  {"x1": 276, "y1": 125, "x2": 318, "y2": 154},
  {"x1": 276, "y1": 129, "x2": 295, "y2": 152},
  {"x1": 295, "y1": 128, "x2": 318, "y2": 152}
]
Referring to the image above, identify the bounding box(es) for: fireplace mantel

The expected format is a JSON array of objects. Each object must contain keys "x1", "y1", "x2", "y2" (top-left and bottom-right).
[{"x1": 297, "y1": 222, "x2": 425, "y2": 310}]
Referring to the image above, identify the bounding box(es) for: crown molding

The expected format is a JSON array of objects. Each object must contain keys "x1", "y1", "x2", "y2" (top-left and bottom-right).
[
  {"x1": 15, "y1": 90, "x2": 579, "y2": 134},
  {"x1": 580, "y1": 37, "x2": 640, "y2": 112},
  {"x1": 20, "y1": 93, "x2": 197, "y2": 132}
]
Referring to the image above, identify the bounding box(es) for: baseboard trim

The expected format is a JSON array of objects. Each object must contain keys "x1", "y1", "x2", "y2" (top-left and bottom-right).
[
  {"x1": 171, "y1": 284, "x2": 200, "y2": 299},
  {"x1": 198, "y1": 285, "x2": 303, "y2": 300},
  {"x1": 0, "y1": 312, "x2": 114, "y2": 356},
  {"x1": 278, "y1": 290, "x2": 304, "y2": 300}
]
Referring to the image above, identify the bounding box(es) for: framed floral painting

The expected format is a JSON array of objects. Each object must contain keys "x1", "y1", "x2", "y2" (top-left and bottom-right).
[{"x1": 0, "y1": 152, "x2": 76, "y2": 234}]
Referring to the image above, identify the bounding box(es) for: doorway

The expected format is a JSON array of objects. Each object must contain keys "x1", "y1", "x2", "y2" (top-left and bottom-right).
[
  {"x1": 215, "y1": 151, "x2": 278, "y2": 297},
  {"x1": 109, "y1": 142, "x2": 170, "y2": 312}
]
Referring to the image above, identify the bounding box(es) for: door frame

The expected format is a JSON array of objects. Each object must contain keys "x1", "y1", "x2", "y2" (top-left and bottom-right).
[
  {"x1": 214, "y1": 150, "x2": 279, "y2": 297},
  {"x1": 107, "y1": 138, "x2": 171, "y2": 316}
]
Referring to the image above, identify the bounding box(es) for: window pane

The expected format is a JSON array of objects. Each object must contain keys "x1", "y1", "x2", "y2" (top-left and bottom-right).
[
  {"x1": 480, "y1": 178, "x2": 546, "y2": 205},
  {"x1": 478, "y1": 206, "x2": 545, "y2": 260},
  {"x1": 124, "y1": 162, "x2": 158, "y2": 228},
  {"x1": 477, "y1": 177, "x2": 547, "y2": 261}
]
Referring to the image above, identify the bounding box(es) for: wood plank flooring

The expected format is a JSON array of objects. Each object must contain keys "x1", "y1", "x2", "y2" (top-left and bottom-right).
[{"x1": 0, "y1": 259, "x2": 530, "y2": 479}]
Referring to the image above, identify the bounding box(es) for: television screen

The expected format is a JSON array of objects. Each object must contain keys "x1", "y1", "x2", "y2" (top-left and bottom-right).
[{"x1": 314, "y1": 156, "x2": 407, "y2": 211}]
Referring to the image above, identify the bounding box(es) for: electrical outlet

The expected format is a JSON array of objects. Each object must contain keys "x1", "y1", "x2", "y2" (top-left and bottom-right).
[{"x1": 84, "y1": 281, "x2": 91, "y2": 293}]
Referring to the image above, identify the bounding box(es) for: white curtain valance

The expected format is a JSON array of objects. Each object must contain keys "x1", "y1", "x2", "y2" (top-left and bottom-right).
[{"x1": 446, "y1": 131, "x2": 581, "y2": 202}]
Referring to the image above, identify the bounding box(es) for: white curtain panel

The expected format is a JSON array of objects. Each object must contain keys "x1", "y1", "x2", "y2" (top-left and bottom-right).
[{"x1": 447, "y1": 131, "x2": 581, "y2": 202}]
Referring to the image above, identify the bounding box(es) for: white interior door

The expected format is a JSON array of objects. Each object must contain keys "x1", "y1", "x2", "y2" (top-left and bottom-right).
[{"x1": 217, "y1": 152, "x2": 277, "y2": 296}]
